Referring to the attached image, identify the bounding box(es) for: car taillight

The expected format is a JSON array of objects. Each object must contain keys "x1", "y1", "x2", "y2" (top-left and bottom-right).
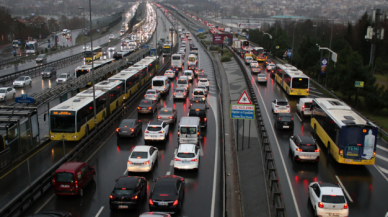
[
  {"x1": 116, "y1": 128, "x2": 120, "y2": 132},
  {"x1": 147, "y1": 107, "x2": 152, "y2": 109},
  {"x1": 183, "y1": 92, "x2": 186, "y2": 95},
  {"x1": 344, "y1": 204, "x2": 348, "y2": 209},
  {"x1": 137, "y1": 107, "x2": 141, "y2": 109},
  {"x1": 130, "y1": 128, "x2": 134, "y2": 132},
  {"x1": 145, "y1": 130, "x2": 149, "y2": 133},
  {"x1": 174, "y1": 93, "x2": 176, "y2": 95},
  {"x1": 172, "y1": 200, "x2": 178, "y2": 206},
  {"x1": 149, "y1": 199, "x2": 154, "y2": 205},
  {"x1": 307, "y1": 89, "x2": 309, "y2": 92},
  {"x1": 286, "y1": 106, "x2": 289, "y2": 108},
  {"x1": 144, "y1": 95, "x2": 147, "y2": 97},
  {"x1": 175, "y1": 158, "x2": 181, "y2": 161},
  {"x1": 318, "y1": 202, "x2": 324, "y2": 208},
  {"x1": 204, "y1": 118, "x2": 207, "y2": 122},
  {"x1": 169, "y1": 116, "x2": 173, "y2": 119},
  {"x1": 127, "y1": 161, "x2": 133, "y2": 164},
  {"x1": 110, "y1": 195, "x2": 116, "y2": 199},
  {"x1": 191, "y1": 159, "x2": 197, "y2": 162},
  {"x1": 158, "y1": 116, "x2": 161, "y2": 119},
  {"x1": 131, "y1": 195, "x2": 138, "y2": 199},
  {"x1": 159, "y1": 130, "x2": 164, "y2": 133},
  {"x1": 315, "y1": 149, "x2": 319, "y2": 152},
  {"x1": 143, "y1": 161, "x2": 150, "y2": 164},
  {"x1": 296, "y1": 148, "x2": 303, "y2": 152},
  {"x1": 275, "y1": 105, "x2": 279, "y2": 107}
]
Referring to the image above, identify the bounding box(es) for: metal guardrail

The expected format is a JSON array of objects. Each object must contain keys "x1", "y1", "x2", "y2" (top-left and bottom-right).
[{"x1": 227, "y1": 45, "x2": 286, "y2": 217}]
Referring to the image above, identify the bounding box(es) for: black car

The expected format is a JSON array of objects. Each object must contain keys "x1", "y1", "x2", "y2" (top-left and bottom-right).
[
  {"x1": 137, "y1": 99, "x2": 158, "y2": 114},
  {"x1": 274, "y1": 113, "x2": 294, "y2": 130},
  {"x1": 41, "y1": 67, "x2": 57, "y2": 78},
  {"x1": 194, "y1": 68, "x2": 204, "y2": 76},
  {"x1": 27, "y1": 211, "x2": 72, "y2": 217},
  {"x1": 264, "y1": 59, "x2": 274, "y2": 66},
  {"x1": 149, "y1": 175, "x2": 185, "y2": 214},
  {"x1": 189, "y1": 96, "x2": 206, "y2": 108},
  {"x1": 109, "y1": 176, "x2": 147, "y2": 210},
  {"x1": 116, "y1": 119, "x2": 142, "y2": 138},
  {"x1": 251, "y1": 66, "x2": 262, "y2": 74},
  {"x1": 189, "y1": 104, "x2": 209, "y2": 129}
]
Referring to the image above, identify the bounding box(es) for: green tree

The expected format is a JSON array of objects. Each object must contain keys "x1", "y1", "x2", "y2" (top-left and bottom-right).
[
  {"x1": 295, "y1": 35, "x2": 320, "y2": 72},
  {"x1": 363, "y1": 84, "x2": 387, "y2": 114}
]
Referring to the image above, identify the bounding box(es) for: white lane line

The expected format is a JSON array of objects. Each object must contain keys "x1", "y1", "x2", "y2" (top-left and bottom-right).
[
  {"x1": 35, "y1": 194, "x2": 55, "y2": 214},
  {"x1": 377, "y1": 145, "x2": 388, "y2": 152},
  {"x1": 199, "y1": 141, "x2": 204, "y2": 156},
  {"x1": 174, "y1": 148, "x2": 177, "y2": 155},
  {"x1": 377, "y1": 166, "x2": 388, "y2": 174},
  {"x1": 170, "y1": 160, "x2": 174, "y2": 166},
  {"x1": 166, "y1": 171, "x2": 171, "y2": 175},
  {"x1": 254, "y1": 81, "x2": 301, "y2": 217},
  {"x1": 335, "y1": 175, "x2": 353, "y2": 203},
  {"x1": 86, "y1": 130, "x2": 116, "y2": 163},
  {"x1": 376, "y1": 154, "x2": 388, "y2": 163},
  {"x1": 95, "y1": 206, "x2": 104, "y2": 217},
  {"x1": 123, "y1": 169, "x2": 127, "y2": 175},
  {"x1": 295, "y1": 113, "x2": 302, "y2": 122}
]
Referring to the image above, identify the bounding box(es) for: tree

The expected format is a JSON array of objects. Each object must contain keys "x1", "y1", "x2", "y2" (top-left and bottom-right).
[
  {"x1": 363, "y1": 84, "x2": 387, "y2": 114},
  {"x1": 295, "y1": 35, "x2": 320, "y2": 72}
]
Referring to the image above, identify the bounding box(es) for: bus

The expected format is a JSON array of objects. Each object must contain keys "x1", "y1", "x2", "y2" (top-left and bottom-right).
[
  {"x1": 311, "y1": 98, "x2": 378, "y2": 165},
  {"x1": 162, "y1": 44, "x2": 171, "y2": 56},
  {"x1": 241, "y1": 40, "x2": 250, "y2": 51},
  {"x1": 49, "y1": 80, "x2": 124, "y2": 141},
  {"x1": 274, "y1": 64, "x2": 310, "y2": 96},
  {"x1": 252, "y1": 47, "x2": 267, "y2": 62},
  {"x1": 75, "y1": 59, "x2": 114, "y2": 79},
  {"x1": 84, "y1": 46, "x2": 103, "y2": 62},
  {"x1": 25, "y1": 40, "x2": 38, "y2": 56},
  {"x1": 109, "y1": 70, "x2": 142, "y2": 100}
]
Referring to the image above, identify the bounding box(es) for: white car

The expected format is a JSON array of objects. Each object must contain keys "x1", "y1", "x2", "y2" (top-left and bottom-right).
[
  {"x1": 289, "y1": 135, "x2": 319, "y2": 162},
  {"x1": 164, "y1": 70, "x2": 175, "y2": 79},
  {"x1": 0, "y1": 87, "x2": 16, "y2": 101},
  {"x1": 108, "y1": 47, "x2": 116, "y2": 51},
  {"x1": 296, "y1": 98, "x2": 313, "y2": 117},
  {"x1": 144, "y1": 121, "x2": 169, "y2": 143},
  {"x1": 192, "y1": 88, "x2": 206, "y2": 99},
  {"x1": 256, "y1": 73, "x2": 267, "y2": 83},
  {"x1": 250, "y1": 61, "x2": 258, "y2": 68},
  {"x1": 271, "y1": 99, "x2": 290, "y2": 113},
  {"x1": 174, "y1": 144, "x2": 200, "y2": 170},
  {"x1": 109, "y1": 34, "x2": 115, "y2": 40},
  {"x1": 13, "y1": 76, "x2": 32, "y2": 87},
  {"x1": 308, "y1": 182, "x2": 349, "y2": 217},
  {"x1": 197, "y1": 78, "x2": 210, "y2": 88},
  {"x1": 183, "y1": 70, "x2": 194, "y2": 81},
  {"x1": 56, "y1": 73, "x2": 71, "y2": 84},
  {"x1": 266, "y1": 63, "x2": 276, "y2": 73},
  {"x1": 127, "y1": 146, "x2": 158, "y2": 172},
  {"x1": 196, "y1": 84, "x2": 208, "y2": 94},
  {"x1": 144, "y1": 89, "x2": 161, "y2": 101}
]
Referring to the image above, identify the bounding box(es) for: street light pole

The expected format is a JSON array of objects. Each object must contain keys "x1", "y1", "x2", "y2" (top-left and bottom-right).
[
  {"x1": 291, "y1": 21, "x2": 296, "y2": 65},
  {"x1": 79, "y1": 7, "x2": 86, "y2": 50},
  {"x1": 88, "y1": 0, "x2": 98, "y2": 131}
]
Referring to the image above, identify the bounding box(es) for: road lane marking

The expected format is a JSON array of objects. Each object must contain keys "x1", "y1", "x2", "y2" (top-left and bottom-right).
[
  {"x1": 35, "y1": 194, "x2": 55, "y2": 214},
  {"x1": 377, "y1": 166, "x2": 388, "y2": 174},
  {"x1": 95, "y1": 206, "x2": 104, "y2": 217},
  {"x1": 376, "y1": 154, "x2": 388, "y2": 163},
  {"x1": 86, "y1": 131, "x2": 116, "y2": 163},
  {"x1": 295, "y1": 113, "x2": 302, "y2": 122},
  {"x1": 123, "y1": 169, "x2": 127, "y2": 175},
  {"x1": 174, "y1": 148, "x2": 177, "y2": 155},
  {"x1": 254, "y1": 81, "x2": 301, "y2": 217},
  {"x1": 170, "y1": 160, "x2": 174, "y2": 166},
  {"x1": 374, "y1": 165, "x2": 388, "y2": 182},
  {"x1": 166, "y1": 171, "x2": 171, "y2": 175},
  {"x1": 377, "y1": 145, "x2": 388, "y2": 152},
  {"x1": 335, "y1": 175, "x2": 353, "y2": 203}
]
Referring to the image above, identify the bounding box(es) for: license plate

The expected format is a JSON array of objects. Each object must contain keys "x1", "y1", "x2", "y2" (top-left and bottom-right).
[
  {"x1": 345, "y1": 159, "x2": 352, "y2": 162},
  {"x1": 134, "y1": 163, "x2": 143, "y2": 165},
  {"x1": 182, "y1": 161, "x2": 190, "y2": 163},
  {"x1": 150, "y1": 135, "x2": 157, "y2": 138},
  {"x1": 158, "y1": 202, "x2": 168, "y2": 206},
  {"x1": 121, "y1": 131, "x2": 128, "y2": 133},
  {"x1": 354, "y1": 159, "x2": 362, "y2": 162},
  {"x1": 283, "y1": 126, "x2": 289, "y2": 128},
  {"x1": 60, "y1": 185, "x2": 70, "y2": 188},
  {"x1": 298, "y1": 93, "x2": 301, "y2": 95},
  {"x1": 118, "y1": 205, "x2": 128, "y2": 209}
]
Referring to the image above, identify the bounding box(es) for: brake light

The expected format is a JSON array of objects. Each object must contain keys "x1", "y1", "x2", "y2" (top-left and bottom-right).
[
  {"x1": 204, "y1": 118, "x2": 207, "y2": 122},
  {"x1": 344, "y1": 204, "x2": 348, "y2": 209},
  {"x1": 172, "y1": 200, "x2": 179, "y2": 206},
  {"x1": 116, "y1": 128, "x2": 120, "y2": 132},
  {"x1": 149, "y1": 199, "x2": 154, "y2": 205},
  {"x1": 296, "y1": 148, "x2": 303, "y2": 152},
  {"x1": 144, "y1": 95, "x2": 147, "y2": 97},
  {"x1": 178, "y1": 132, "x2": 180, "y2": 135},
  {"x1": 286, "y1": 106, "x2": 290, "y2": 108},
  {"x1": 159, "y1": 130, "x2": 164, "y2": 133},
  {"x1": 175, "y1": 158, "x2": 181, "y2": 161},
  {"x1": 191, "y1": 159, "x2": 198, "y2": 162},
  {"x1": 147, "y1": 107, "x2": 152, "y2": 109},
  {"x1": 315, "y1": 149, "x2": 319, "y2": 152},
  {"x1": 374, "y1": 151, "x2": 376, "y2": 155},
  {"x1": 174, "y1": 92, "x2": 176, "y2": 95},
  {"x1": 307, "y1": 89, "x2": 309, "y2": 92},
  {"x1": 130, "y1": 128, "x2": 134, "y2": 132},
  {"x1": 169, "y1": 116, "x2": 173, "y2": 119},
  {"x1": 158, "y1": 116, "x2": 161, "y2": 119},
  {"x1": 290, "y1": 88, "x2": 293, "y2": 92},
  {"x1": 131, "y1": 195, "x2": 138, "y2": 199},
  {"x1": 143, "y1": 161, "x2": 150, "y2": 165},
  {"x1": 318, "y1": 202, "x2": 324, "y2": 208},
  {"x1": 127, "y1": 161, "x2": 133, "y2": 164},
  {"x1": 137, "y1": 107, "x2": 141, "y2": 109},
  {"x1": 110, "y1": 195, "x2": 115, "y2": 199},
  {"x1": 275, "y1": 105, "x2": 279, "y2": 107},
  {"x1": 145, "y1": 130, "x2": 149, "y2": 133}
]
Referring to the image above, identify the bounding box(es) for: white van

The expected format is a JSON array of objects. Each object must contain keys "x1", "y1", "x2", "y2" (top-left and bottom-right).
[
  {"x1": 171, "y1": 54, "x2": 183, "y2": 70},
  {"x1": 152, "y1": 76, "x2": 170, "y2": 94},
  {"x1": 176, "y1": 76, "x2": 189, "y2": 89},
  {"x1": 178, "y1": 117, "x2": 201, "y2": 144}
]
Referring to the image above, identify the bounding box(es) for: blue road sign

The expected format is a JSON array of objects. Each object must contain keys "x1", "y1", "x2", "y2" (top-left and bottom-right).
[
  {"x1": 230, "y1": 104, "x2": 255, "y2": 120},
  {"x1": 142, "y1": 44, "x2": 150, "y2": 48},
  {"x1": 321, "y1": 58, "x2": 328, "y2": 75},
  {"x1": 198, "y1": 29, "x2": 203, "y2": 33},
  {"x1": 15, "y1": 94, "x2": 34, "y2": 104},
  {"x1": 287, "y1": 49, "x2": 292, "y2": 58}
]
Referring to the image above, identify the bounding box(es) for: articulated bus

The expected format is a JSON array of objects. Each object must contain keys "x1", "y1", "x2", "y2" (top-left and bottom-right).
[
  {"x1": 311, "y1": 98, "x2": 378, "y2": 165},
  {"x1": 84, "y1": 46, "x2": 103, "y2": 62},
  {"x1": 133, "y1": 56, "x2": 158, "y2": 76},
  {"x1": 109, "y1": 71, "x2": 141, "y2": 100},
  {"x1": 162, "y1": 44, "x2": 171, "y2": 56},
  {"x1": 75, "y1": 59, "x2": 114, "y2": 79},
  {"x1": 274, "y1": 64, "x2": 309, "y2": 96},
  {"x1": 49, "y1": 80, "x2": 124, "y2": 141},
  {"x1": 252, "y1": 47, "x2": 267, "y2": 62}
]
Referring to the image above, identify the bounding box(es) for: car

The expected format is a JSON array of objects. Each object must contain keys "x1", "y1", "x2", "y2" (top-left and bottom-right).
[
  {"x1": 250, "y1": 61, "x2": 258, "y2": 68},
  {"x1": 197, "y1": 77, "x2": 210, "y2": 88},
  {"x1": 266, "y1": 63, "x2": 276, "y2": 73},
  {"x1": 183, "y1": 70, "x2": 194, "y2": 81},
  {"x1": 13, "y1": 76, "x2": 32, "y2": 87},
  {"x1": 157, "y1": 107, "x2": 177, "y2": 124},
  {"x1": 296, "y1": 98, "x2": 313, "y2": 117},
  {"x1": 289, "y1": 135, "x2": 319, "y2": 162},
  {"x1": 149, "y1": 175, "x2": 185, "y2": 213},
  {"x1": 144, "y1": 121, "x2": 169, "y2": 143},
  {"x1": 83, "y1": 44, "x2": 91, "y2": 50},
  {"x1": 56, "y1": 73, "x2": 71, "y2": 84},
  {"x1": 144, "y1": 89, "x2": 161, "y2": 101},
  {"x1": 35, "y1": 54, "x2": 47, "y2": 64},
  {"x1": 256, "y1": 73, "x2": 267, "y2": 83},
  {"x1": 251, "y1": 65, "x2": 262, "y2": 74},
  {"x1": 188, "y1": 51, "x2": 196, "y2": 56},
  {"x1": 127, "y1": 146, "x2": 158, "y2": 172},
  {"x1": 53, "y1": 162, "x2": 95, "y2": 196},
  {"x1": 189, "y1": 95, "x2": 206, "y2": 108},
  {"x1": 192, "y1": 88, "x2": 206, "y2": 99},
  {"x1": 264, "y1": 58, "x2": 274, "y2": 66},
  {"x1": 194, "y1": 68, "x2": 204, "y2": 76},
  {"x1": 164, "y1": 70, "x2": 175, "y2": 79},
  {"x1": 196, "y1": 84, "x2": 208, "y2": 94},
  {"x1": 137, "y1": 99, "x2": 158, "y2": 114},
  {"x1": 108, "y1": 47, "x2": 116, "y2": 51},
  {"x1": 109, "y1": 176, "x2": 147, "y2": 210},
  {"x1": 0, "y1": 87, "x2": 15, "y2": 101},
  {"x1": 173, "y1": 87, "x2": 188, "y2": 99},
  {"x1": 41, "y1": 67, "x2": 57, "y2": 78},
  {"x1": 109, "y1": 34, "x2": 115, "y2": 40},
  {"x1": 181, "y1": 43, "x2": 186, "y2": 48},
  {"x1": 177, "y1": 51, "x2": 185, "y2": 58},
  {"x1": 116, "y1": 119, "x2": 142, "y2": 138},
  {"x1": 274, "y1": 113, "x2": 294, "y2": 130},
  {"x1": 271, "y1": 99, "x2": 290, "y2": 113},
  {"x1": 189, "y1": 104, "x2": 208, "y2": 128},
  {"x1": 174, "y1": 144, "x2": 200, "y2": 170},
  {"x1": 308, "y1": 182, "x2": 349, "y2": 217},
  {"x1": 139, "y1": 212, "x2": 171, "y2": 217},
  {"x1": 62, "y1": 29, "x2": 68, "y2": 35},
  {"x1": 27, "y1": 211, "x2": 72, "y2": 217}
]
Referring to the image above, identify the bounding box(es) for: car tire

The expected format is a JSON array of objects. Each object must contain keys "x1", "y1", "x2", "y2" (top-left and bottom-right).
[
  {"x1": 92, "y1": 174, "x2": 96, "y2": 182},
  {"x1": 79, "y1": 189, "x2": 83, "y2": 197},
  {"x1": 3, "y1": 96, "x2": 6, "y2": 101}
]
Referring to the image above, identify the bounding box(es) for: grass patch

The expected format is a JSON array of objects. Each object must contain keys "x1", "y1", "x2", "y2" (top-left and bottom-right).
[
  {"x1": 203, "y1": 40, "x2": 210, "y2": 45},
  {"x1": 220, "y1": 56, "x2": 231, "y2": 62},
  {"x1": 197, "y1": 33, "x2": 207, "y2": 39},
  {"x1": 209, "y1": 46, "x2": 218, "y2": 51}
]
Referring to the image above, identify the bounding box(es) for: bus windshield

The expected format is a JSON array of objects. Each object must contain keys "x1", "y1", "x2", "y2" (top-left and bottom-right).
[
  {"x1": 25, "y1": 44, "x2": 35, "y2": 50},
  {"x1": 292, "y1": 77, "x2": 309, "y2": 89},
  {"x1": 50, "y1": 111, "x2": 76, "y2": 133},
  {"x1": 162, "y1": 47, "x2": 171, "y2": 53},
  {"x1": 84, "y1": 51, "x2": 93, "y2": 57}
]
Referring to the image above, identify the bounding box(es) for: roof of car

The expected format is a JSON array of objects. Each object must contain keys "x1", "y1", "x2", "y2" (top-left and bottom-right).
[
  {"x1": 277, "y1": 99, "x2": 288, "y2": 103},
  {"x1": 318, "y1": 182, "x2": 340, "y2": 188},
  {"x1": 149, "y1": 120, "x2": 163, "y2": 126},
  {"x1": 178, "y1": 144, "x2": 196, "y2": 152},
  {"x1": 190, "y1": 104, "x2": 206, "y2": 110},
  {"x1": 115, "y1": 176, "x2": 139, "y2": 189},
  {"x1": 156, "y1": 175, "x2": 183, "y2": 182},
  {"x1": 57, "y1": 162, "x2": 85, "y2": 171},
  {"x1": 297, "y1": 135, "x2": 315, "y2": 144},
  {"x1": 121, "y1": 119, "x2": 136, "y2": 124},
  {"x1": 319, "y1": 183, "x2": 344, "y2": 195},
  {"x1": 132, "y1": 145, "x2": 152, "y2": 152}
]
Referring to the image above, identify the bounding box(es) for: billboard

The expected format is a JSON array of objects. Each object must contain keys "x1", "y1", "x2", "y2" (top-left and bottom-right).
[
  {"x1": 212, "y1": 34, "x2": 233, "y2": 46},
  {"x1": 238, "y1": 23, "x2": 261, "y2": 29}
]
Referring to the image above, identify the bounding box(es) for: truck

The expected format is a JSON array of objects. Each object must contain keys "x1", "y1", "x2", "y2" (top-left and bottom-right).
[
  {"x1": 224, "y1": 27, "x2": 231, "y2": 33},
  {"x1": 296, "y1": 98, "x2": 313, "y2": 117},
  {"x1": 232, "y1": 39, "x2": 241, "y2": 51}
]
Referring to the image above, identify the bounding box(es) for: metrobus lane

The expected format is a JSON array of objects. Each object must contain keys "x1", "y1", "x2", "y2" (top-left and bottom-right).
[
  {"x1": 24, "y1": 46, "x2": 220, "y2": 217},
  {"x1": 237, "y1": 55, "x2": 388, "y2": 217}
]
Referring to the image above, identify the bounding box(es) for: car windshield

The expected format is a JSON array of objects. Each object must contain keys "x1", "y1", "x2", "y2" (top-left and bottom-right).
[
  {"x1": 130, "y1": 151, "x2": 148, "y2": 159},
  {"x1": 280, "y1": 116, "x2": 292, "y2": 121},
  {"x1": 277, "y1": 101, "x2": 288, "y2": 106},
  {"x1": 172, "y1": 56, "x2": 180, "y2": 60},
  {"x1": 56, "y1": 172, "x2": 74, "y2": 183},
  {"x1": 38, "y1": 55, "x2": 45, "y2": 58},
  {"x1": 180, "y1": 127, "x2": 197, "y2": 134},
  {"x1": 59, "y1": 74, "x2": 67, "y2": 78},
  {"x1": 177, "y1": 152, "x2": 195, "y2": 158},
  {"x1": 300, "y1": 143, "x2": 317, "y2": 152},
  {"x1": 194, "y1": 91, "x2": 203, "y2": 95},
  {"x1": 148, "y1": 126, "x2": 162, "y2": 131},
  {"x1": 304, "y1": 102, "x2": 312, "y2": 108},
  {"x1": 44, "y1": 68, "x2": 51, "y2": 72},
  {"x1": 199, "y1": 79, "x2": 207, "y2": 82},
  {"x1": 184, "y1": 72, "x2": 192, "y2": 76},
  {"x1": 113, "y1": 189, "x2": 135, "y2": 195},
  {"x1": 322, "y1": 195, "x2": 346, "y2": 204},
  {"x1": 176, "y1": 89, "x2": 184, "y2": 93},
  {"x1": 160, "y1": 109, "x2": 173, "y2": 115},
  {"x1": 119, "y1": 120, "x2": 134, "y2": 127},
  {"x1": 141, "y1": 101, "x2": 152, "y2": 105},
  {"x1": 0, "y1": 89, "x2": 6, "y2": 93},
  {"x1": 258, "y1": 74, "x2": 266, "y2": 77},
  {"x1": 16, "y1": 77, "x2": 25, "y2": 81},
  {"x1": 146, "y1": 90, "x2": 156, "y2": 94}
]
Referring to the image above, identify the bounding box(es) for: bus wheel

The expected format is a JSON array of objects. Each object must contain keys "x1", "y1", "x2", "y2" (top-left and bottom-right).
[{"x1": 86, "y1": 125, "x2": 89, "y2": 136}]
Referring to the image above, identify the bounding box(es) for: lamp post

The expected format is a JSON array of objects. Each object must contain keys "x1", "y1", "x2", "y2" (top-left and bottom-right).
[
  {"x1": 79, "y1": 7, "x2": 86, "y2": 50},
  {"x1": 318, "y1": 45, "x2": 337, "y2": 87},
  {"x1": 291, "y1": 21, "x2": 296, "y2": 65}
]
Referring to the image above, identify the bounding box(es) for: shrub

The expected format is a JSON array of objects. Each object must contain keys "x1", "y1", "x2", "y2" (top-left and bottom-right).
[
  {"x1": 45, "y1": 48, "x2": 48, "y2": 53},
  {"x1": 209, "y1": 46, "x2": 218, "y2": 51},
  {"x1": 221, "y1": 56, "x2": 231, "y2": 62}
]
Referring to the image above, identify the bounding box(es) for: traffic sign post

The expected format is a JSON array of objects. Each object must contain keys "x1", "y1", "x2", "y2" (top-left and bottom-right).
[{"x1": 355, "y1": 81, "x2": 364, "y2": 107}]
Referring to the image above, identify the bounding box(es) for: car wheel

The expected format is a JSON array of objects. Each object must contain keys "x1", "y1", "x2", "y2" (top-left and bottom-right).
[
  {"x1": 93, "y1": 174, "x2": 96, "y2": 182},
  {"x1": 79, "y1": 189, "x2": 83, "y2": 197}
]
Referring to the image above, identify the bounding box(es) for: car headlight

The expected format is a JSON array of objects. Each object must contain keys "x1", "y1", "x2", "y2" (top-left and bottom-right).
[{"x1": 41, "y1": 72, "x2": 44, "y2": 74}]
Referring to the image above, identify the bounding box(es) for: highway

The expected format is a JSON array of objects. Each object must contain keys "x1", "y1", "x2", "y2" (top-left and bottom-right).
[
  {"x1": 0, "y1": 5, "x2": 161, "y2": 210},
  {"x1": 20, "y1": 6, "x2": 222, "y2": 217}
]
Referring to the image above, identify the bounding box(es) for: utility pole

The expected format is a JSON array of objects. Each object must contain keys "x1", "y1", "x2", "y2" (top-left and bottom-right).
[
  {"x1": 88, "y1": 0, "x2": 98, "y2": 130},
  {"x1": 365, "y1": 9, "x2": 384, "y2": 75}
]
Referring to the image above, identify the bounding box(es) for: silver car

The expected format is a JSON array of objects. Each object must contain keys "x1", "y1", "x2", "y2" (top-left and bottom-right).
[
  {"x1": 256, "y1": 74, "x2": 267, "y2": 83},
  {"x1": 35, "y1": 54, "x2": 47, "y2": 64},
  {"x1": 56, "y1": 73, "x2": 71, "y2": 84},
  {"x1": 13, "y1": 76, "x2": 32, "y2": 87},
  {"x1": 173, "y1": 87, "x2": 187, "y2": 99},
  {"x1": 196, "y1": 84, "x2": 208, "y2": 94},
  {"x1": 289, "y1": 135, "x2": 320, "y2": 162},
  {"x1": 0, "y1": 87, "x2": 15, "y2": 101},
  {"x1": 157, "y1": 107, "x2": 177, "y2": 124},
  {"x1": 144, "y1": 89, "x2": 161, "y2": 101}
]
